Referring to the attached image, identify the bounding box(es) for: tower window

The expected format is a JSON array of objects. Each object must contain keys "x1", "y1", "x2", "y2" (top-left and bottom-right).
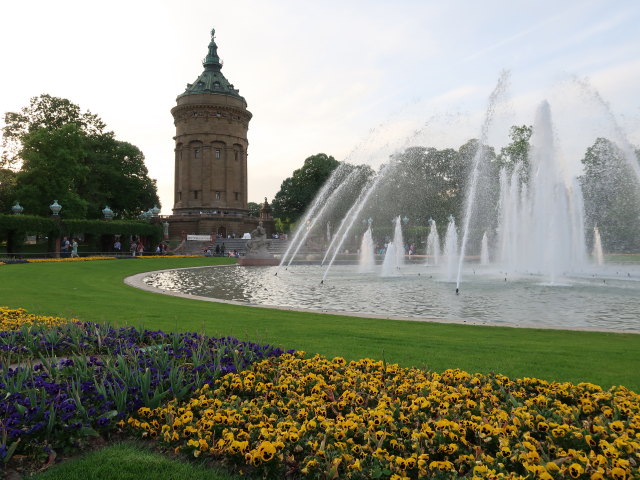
[
  {"x1": 215, "y1": 149, "x2": 221, "y2": 159},
  {"x1": 234, "y1": 151, "x2": 239, "y2": 161},
  {"x1": 194, "y1": 148, "x2": 200, "y2": 159},
  {"x1": 178, "y1": 192, "x2": 182, "y2": 201},
  {"x1": 194, "y1": 190, "x2": 199, "y2": 200},
  {"x1": 235, "y1": 192, "x2": 239, "y2": 200},
  {"x1": 215, "y1": 191, "x2": 221, "y2": 200}
]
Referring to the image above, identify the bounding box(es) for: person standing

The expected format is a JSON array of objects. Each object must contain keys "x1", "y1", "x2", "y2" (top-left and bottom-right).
[
  {"x1": 61, "y1": 236, "x2": 70, "y2": 258},
  {"x1": 70, "y1": 239, "x2": 79, "y2": 258}
]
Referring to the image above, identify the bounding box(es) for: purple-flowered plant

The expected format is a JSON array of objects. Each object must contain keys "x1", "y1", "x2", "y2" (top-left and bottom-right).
[{"x1": 0, "y1": 320, "x2": 293, "y2": 462}]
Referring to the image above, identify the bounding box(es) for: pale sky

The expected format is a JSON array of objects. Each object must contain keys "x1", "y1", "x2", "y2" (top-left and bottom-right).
[{"x1": 1, "y1": 0, "x2": 639, "y2": 214}]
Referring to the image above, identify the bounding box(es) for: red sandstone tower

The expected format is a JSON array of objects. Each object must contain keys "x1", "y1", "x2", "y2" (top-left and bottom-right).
[{"x1": 168, "y1": 28, "x2": 271, "y2": 238}]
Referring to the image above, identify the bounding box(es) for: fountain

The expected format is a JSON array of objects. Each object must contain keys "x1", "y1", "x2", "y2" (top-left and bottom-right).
[
  {"x1": 138, "y1": 77, "x2": 640, "y2": 333},
  {"x1": 480, "y1": 232, "x2": 489, "y2": 266},
  {"x1": 494, "y1": 101, "x2": 588, "y2": 282},
  {"x1": 358, "y1": 226, "x2": 376, "y2": 273},
  {"x1": 425, "y1": 219, "x2": 441, "y2": 266},
  {"x1": 380, "y1": 216, "x2": 406, "y2": 277},
  {"x1": 593, "y1": 226, "x2": 604, "y2": 266}
]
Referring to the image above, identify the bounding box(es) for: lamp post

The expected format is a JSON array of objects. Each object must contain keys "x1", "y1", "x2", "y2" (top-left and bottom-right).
[
  {"x1": 162, "y1": 221, "x2": 170, "y2": 240},
  {"x1": 49, "y1": 200, "x2": 62, "y2": 258},
  {"x1": 102, "y1": 205, "x2": 114, "y2": 220},
  {"x1": 50, "y1": 200, "x2": 62, "y2": 216},
  {"x1": 11, "y1": 201, "x2": 23, "y2": 215}
]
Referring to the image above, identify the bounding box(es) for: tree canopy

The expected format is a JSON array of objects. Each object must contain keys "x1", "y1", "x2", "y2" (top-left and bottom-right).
[
  {"x1": 272, "y1": 153, "x2": 340, "y2": 223},
  {"x1": 579, "y1": 137, "x2": 640, "y2": 252},
  {"x1": 1, "y1": 94, "x2": 159, "y2": 219}
]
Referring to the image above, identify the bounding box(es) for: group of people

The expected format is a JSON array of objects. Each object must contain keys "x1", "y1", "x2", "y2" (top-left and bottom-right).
[
  {"x1": 204, "y1": 243, "x2": 229, "y2": 257},
  {"x1": 111, "y1": 238, "x2": 170, "y2": 256},
  {"x1": 60, "y1": 236, "x2": 79, "y2": 258}
]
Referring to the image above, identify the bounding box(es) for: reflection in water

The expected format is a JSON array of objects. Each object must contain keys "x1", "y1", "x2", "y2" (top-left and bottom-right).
[{"x1": 143, "y1": 264, "x2": 640, "y2": 332}]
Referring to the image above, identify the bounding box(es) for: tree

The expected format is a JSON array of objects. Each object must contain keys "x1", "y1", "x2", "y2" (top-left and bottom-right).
[
  {"x1": 15, "y1": 124, "x2": 90, "y2": 218},
  {"x1": 247, "y1": 201, "x2": 261, "y2": 217},
  {"x1": 2, "y1": 94, "x2": 105, "y2": 168},
  {"x1": 272, "y1": 153, "x2": 340, "y2": 222},
  {"x1": 496, "y1": 125, "x2": 532, "y2": 184},
  {"x1": 3, "y1": 94, "x2": 159, "y2": 218},
  {"x1": 0, "y1": 168, "x2": 17, "y2": 214},
  {"x1": 579, "y1": 138, "x2": 640, "y2": 252}
]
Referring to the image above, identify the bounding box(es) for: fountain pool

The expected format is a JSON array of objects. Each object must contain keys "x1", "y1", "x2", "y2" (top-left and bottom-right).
[{"x1": 140, "y1": 262, "x2": 640, "y2": 333}]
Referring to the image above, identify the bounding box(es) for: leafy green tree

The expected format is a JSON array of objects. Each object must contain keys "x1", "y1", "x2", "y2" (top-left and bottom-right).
[
  {"x1": 272, "y1": 153, "x2": 340, "y2": 222},
  {"x1": 77, "y1": 137, "x2": 159, "y2": 219},
  {"x1": 247, "y1": 201, "x2": 261, "y2": 217},
  {"x1": 2, "y1": 94, "x2": 105, "y2": 168},
  {"x1": 579, "y1": 137, "x2": 640, "y2": 252},
  {"x1": 3, "y1": 94, "x2": 159, "y2": 219},
  {"x1": 15, "y1": 124, "x2": 89, "y2": 217},
  {"x1": 496, "y1": 125, "x2": 532, "y2": 184},
  {"x1": 0, "y1": 168, "x2": 17, "y2": 214}
]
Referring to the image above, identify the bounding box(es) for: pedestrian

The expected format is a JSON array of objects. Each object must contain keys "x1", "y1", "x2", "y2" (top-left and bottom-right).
[
  {"x1": 70, "y1": 238, "x2": 79, "y2": 258},
  {"x1": 114, "y1": 239, "x2": 122, "y2": 254},
  {"x1": 61, "y1": 236, "x2": 70, "y2": 258},
  {"x1": 130, "y1": 240, "x2": 137, "y2": 257}
]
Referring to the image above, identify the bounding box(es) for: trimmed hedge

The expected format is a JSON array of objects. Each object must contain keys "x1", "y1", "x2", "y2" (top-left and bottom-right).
[{"x1": 0, "y1": 214, "x2": 162, "y2": 254}]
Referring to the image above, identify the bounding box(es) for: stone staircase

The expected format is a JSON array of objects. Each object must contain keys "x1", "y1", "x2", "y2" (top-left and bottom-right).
[{"x1": 179, "y1": 237, "x2": 325, "y2": 259}]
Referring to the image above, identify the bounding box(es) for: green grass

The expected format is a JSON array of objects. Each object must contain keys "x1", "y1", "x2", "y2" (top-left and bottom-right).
[
  {"x1": 27, "y1": 441, "x2": 241, "y2": 480},
  {"x1": 1, "y1": 256, "x2": 639, "y2": 391},
  {"x1": 3, "y1": 256, "x2": 640, "y2": 479}
]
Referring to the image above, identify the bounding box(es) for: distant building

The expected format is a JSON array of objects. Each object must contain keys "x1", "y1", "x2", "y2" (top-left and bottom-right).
[{"x1": 168, "y1": 28, "x2": 273, "y2": 239}]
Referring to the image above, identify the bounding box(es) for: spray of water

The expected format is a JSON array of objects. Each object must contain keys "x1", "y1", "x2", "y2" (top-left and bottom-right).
[
  {"x1": 495, "y1": 102, "x2": 588, "y2": 281},
  {"x1": 278, "y1": 163, "x2": 351, "y2": 270},
  {"x1": 593, "y1": 226, "x2": 604, "y2": 265},
  {"x1": 320, "y1": 168, "x2": 389, "y2": 283},
  {"x1": 443, "y1": 216, "x2": 459, "y2": 282},
  {"x1": 456, "y1": 71, "x2": 510, "y2": 289},
  {"x1": 573, "y1": 76, "x2": 640, "y2": 188},
  {"x1": 425, "y1": 219, "x2": 441, "y2": 266},
  {"x1": 480, "y1": 232, "x2": 489, "y2": 265},
  {"x1": 358, "y1": 225, "x2": 376, "y2": 273},
  {"x1": 283, "y1": 167, "x2": 363, "y2": 269}
]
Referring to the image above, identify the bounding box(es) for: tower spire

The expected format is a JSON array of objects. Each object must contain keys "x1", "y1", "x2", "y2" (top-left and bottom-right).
[
  {"x1": 178, "y1": 27, "x2": 244, "y2": 101},
  {"x1": 203, "y1": 28, "x2": 222, "y2": 71}
]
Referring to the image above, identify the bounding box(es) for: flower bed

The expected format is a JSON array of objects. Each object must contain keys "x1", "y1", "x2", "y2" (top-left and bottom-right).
[
  {"x1": 127, "y1": 354, "x2": 640, "y2": 479},
  {"x1": 0, "y1": 308, "x2": 292, "y2": 465},
  {"x1": 0, "y1": 254, "x2": 204, "y2": 265},
  {"x1": 0, "y1": 307, "x2": 71, "y2": 331}
]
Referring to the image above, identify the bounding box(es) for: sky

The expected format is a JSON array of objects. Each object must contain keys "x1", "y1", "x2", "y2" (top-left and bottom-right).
[{"x1": 1, "y1": 0, "x2": 639, "y2": 214}]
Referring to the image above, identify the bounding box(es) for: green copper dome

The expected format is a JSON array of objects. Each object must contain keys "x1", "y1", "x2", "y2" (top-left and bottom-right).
[{"x1": 178, "y1": 28, "x2": 245, "y2": 101}]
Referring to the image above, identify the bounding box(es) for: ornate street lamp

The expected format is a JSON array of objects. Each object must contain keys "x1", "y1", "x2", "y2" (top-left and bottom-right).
[
  {"x1": 368, "y1": 217, "x2": 373, "y2": 226},
  {"x1": 151, "y1": 205, "x2": 161, "y2": 217},
  {"x1": 162, "y1": 221, "x2": 170, "y2": 239},
  {"x1": 50, "y1": 200, "x2": 62, "y2": 216},
  {"x1": 102, "y1": 205, "x2": 114, "y2": 220},
  {"x1": 402, "y1": 216, "x2": 409, "y2": 225},
  {"x1": 11, "y1": 201, "x2": 23, "y2": 215}
]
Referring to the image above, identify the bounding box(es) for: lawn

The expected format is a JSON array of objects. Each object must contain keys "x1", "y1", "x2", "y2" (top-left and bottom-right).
[
  {"x1": 2, "y1": 256, "x2": 639, "y2": 479},
  {"x1": 1, "y1": 256, "x2": 638, "y2": 391}
]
